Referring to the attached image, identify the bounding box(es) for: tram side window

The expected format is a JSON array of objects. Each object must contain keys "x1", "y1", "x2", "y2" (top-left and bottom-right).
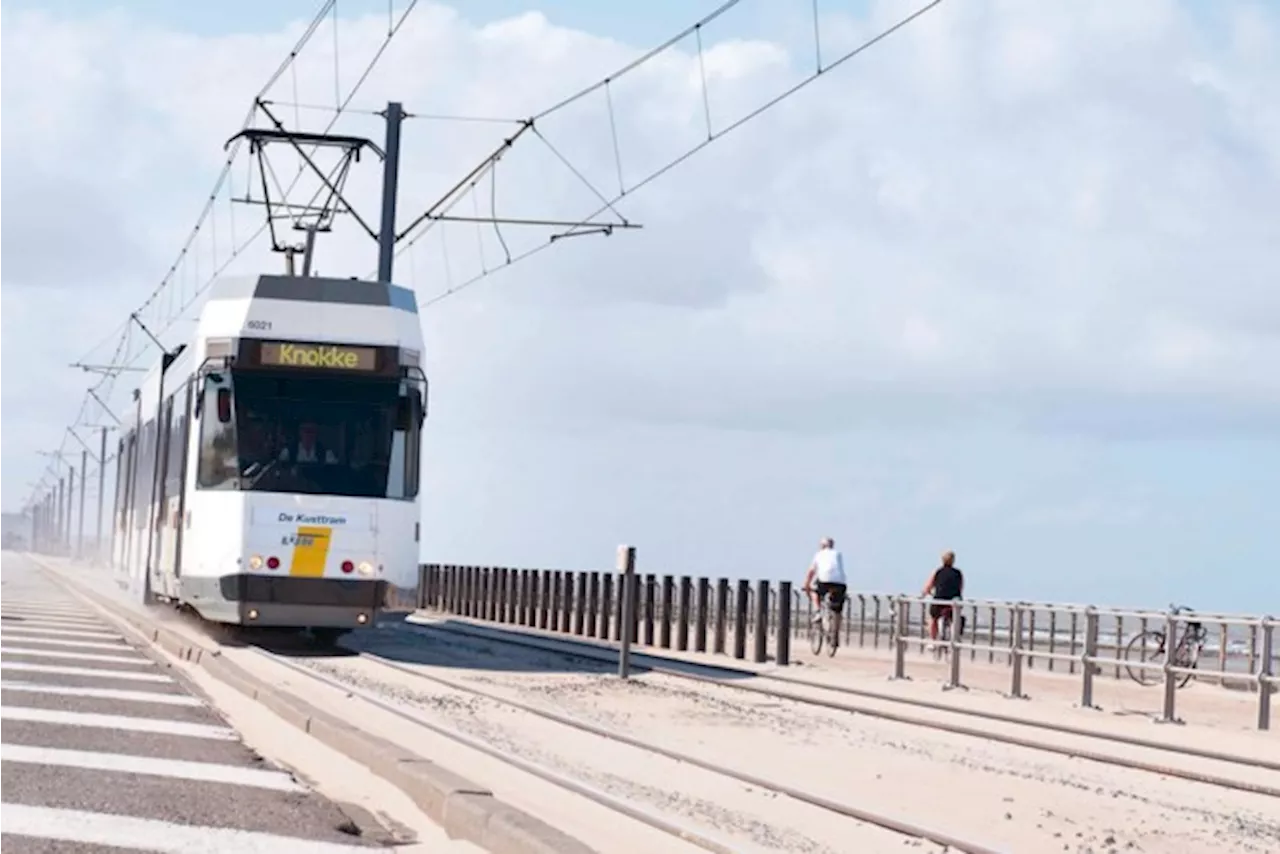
[
  {"x1": 115, "y1": 435, "x2": 132, "y2": 532},
  {"x1": 133, "y1": 419, "x2": 156, "y2": 524},
  {"x1": 164, "y1": 388, "x2": 187, "y2": 497},
  {"x1": 386, "y1": 384, "x2": 423, "y2": 500},
  {"x1": 197, "y1": 377, "x2": 239, "y2": 490}
]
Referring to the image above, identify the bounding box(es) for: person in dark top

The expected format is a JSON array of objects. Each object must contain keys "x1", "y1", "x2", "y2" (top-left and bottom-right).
[{"x1": 922, "y1": 550, "x2": 965, "y2": 641}]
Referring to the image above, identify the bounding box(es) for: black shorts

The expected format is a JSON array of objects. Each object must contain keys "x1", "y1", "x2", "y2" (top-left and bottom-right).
[{"x1": 815, "y1": 581, "x2": 847, "y2": 613}]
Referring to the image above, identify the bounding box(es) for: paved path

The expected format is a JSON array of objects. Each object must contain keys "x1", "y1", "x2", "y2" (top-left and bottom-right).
[{"x1": 1, "y1": 553, "x2": 382, "y2": 853}]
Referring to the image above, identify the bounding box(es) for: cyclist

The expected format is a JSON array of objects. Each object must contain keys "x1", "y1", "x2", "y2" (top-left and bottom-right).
[
  {"x1": 802, "y1": 537, "x2": 848, "y2": 622},
  {"x1": 921, "y1": 550, "x2": 964, "y2": 642}
]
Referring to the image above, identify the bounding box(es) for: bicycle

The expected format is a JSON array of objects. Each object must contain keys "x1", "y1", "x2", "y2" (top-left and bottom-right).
[
  {"x1": 932, "y1": 611, "x2": 953, "y2": 661},
  {"x1": 805, "y1": 587, "x2": 840, "y2": 656},
  {"x1": 1123, "y1": 604, "x2": 1206, "y2": 688},
  {"x1": 930, "y1": 604, "x2": 964, "y2": 660}
]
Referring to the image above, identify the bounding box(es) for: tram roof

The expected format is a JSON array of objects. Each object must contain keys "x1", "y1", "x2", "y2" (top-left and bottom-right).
[{"x1": 207, "y1": 274, "x2": 418, "y2": 314}]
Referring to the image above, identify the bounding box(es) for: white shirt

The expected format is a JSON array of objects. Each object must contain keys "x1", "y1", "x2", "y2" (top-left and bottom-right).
[{"x1": 812, "y1": 547, "x2": 846, "y2": 584}]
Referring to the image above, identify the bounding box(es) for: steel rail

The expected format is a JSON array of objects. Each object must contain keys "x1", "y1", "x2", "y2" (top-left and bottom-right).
[
  {"x1": 277, "y1": 641, "x2": 1004, "y2": 854},
  {"x1": 405, "y1": 619, "x2": 1280, "y2": 798},
  {"x1": 420, "y1": 618, "x2": 1279, "y2": 772},
  {"x1": 248, "y1": 647, "x2": 737, "y2": 854}
]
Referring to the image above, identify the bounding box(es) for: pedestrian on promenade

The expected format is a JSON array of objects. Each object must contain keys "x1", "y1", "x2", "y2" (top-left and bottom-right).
[
  {"x1": 922, "y1": 550, "x2": 965, "y2": 642},
  {"x1": 803, "y1": 537, "x2": 848, "y2": 622}
]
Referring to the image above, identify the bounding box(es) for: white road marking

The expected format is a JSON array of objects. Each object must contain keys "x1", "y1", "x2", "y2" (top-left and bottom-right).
[
  {"x1": 0, "y1": 614, "x2": 103, "y2": 627},
  {"x1": 0, "y1": 706, "x2": 236, "y2": 740},
  {"x1": 0, "y1": 636, "x2": 130, "y2": 651},
  {"x1": 0, "y1": 805, "x2": 376, "y2": 853},
  {"x1": 1, "y1": 622, "x2": 113, "y2": 635},
  {"x1": 1, "y1": 610, "x2": 100, "y2": 624},
  {"x1": 0, "y1": 745, "x2": 305, "y2": 791},
  {"x1": 0, "y1": 681, "x2": 204, "y2": 706},
  {"x1": 0, "y1": 645, "x2": 152, "y2": 665},
  {"x1": 1, "y1": 626, "x2": 122, "y2": 641},
  {"x1": 0, "y1": 602, "x2": 97, "y2": 616},
  {"x1": 1, "y1": 605, "x2": 102, "y2": 618},
  {"x1": 0, "y1": 662, "x2": 173, "y2": 683}
]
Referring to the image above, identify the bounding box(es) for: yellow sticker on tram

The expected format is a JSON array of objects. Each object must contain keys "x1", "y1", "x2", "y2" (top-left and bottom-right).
[{"x1": 288, "y1": 526, "x2": 333, "y2": 577}]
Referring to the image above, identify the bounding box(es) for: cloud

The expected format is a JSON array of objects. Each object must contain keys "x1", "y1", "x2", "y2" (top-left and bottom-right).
[{"x1": 2, "y1": 0, "x2": 1278, "y2": 607}]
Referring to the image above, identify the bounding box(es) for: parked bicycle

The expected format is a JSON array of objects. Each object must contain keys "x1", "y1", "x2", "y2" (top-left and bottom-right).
[
  {"x1": 805, "y1": 586, "x2": 840, "y2": 656},
  {"x1": 1123, "y1": 604, "x2": 1206, "y2": 688}
]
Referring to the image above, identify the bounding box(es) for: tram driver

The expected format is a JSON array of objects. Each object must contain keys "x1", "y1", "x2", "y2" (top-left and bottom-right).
[{"x1": 279, "y1": 421, "x2": 339, "y2": 465}]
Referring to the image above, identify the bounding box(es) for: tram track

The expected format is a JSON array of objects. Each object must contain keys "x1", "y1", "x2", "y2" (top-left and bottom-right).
[
  {"x1": 251, "y1": 641, "x2": 997, "y2": 854},
  {"x1": 397, "y1": 617, "x2": 1280, "y2": 799}
]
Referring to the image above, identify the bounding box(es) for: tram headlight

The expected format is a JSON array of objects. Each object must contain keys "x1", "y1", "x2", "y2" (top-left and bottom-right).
[
  {"x1": 248, "y1": 554, "x2": 263, "y2": 570},
  {"x1": 357, "y1": 560, "x2": 374, "y2": 577}
]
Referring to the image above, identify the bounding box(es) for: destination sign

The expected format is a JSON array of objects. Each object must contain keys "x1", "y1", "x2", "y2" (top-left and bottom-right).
[{"x1": 259, "y1": 342, "x2": 377, "y2": 371}]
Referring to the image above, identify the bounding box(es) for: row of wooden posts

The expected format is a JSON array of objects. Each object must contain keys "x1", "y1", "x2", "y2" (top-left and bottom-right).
[{"x1": 419, "y1": 562, "x2": 797, "y2": 665}]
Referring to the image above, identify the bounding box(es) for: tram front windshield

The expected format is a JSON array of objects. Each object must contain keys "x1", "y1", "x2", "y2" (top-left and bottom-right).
[{"x1": 200, "y1": 371, "x2": 420, "y2": 499}]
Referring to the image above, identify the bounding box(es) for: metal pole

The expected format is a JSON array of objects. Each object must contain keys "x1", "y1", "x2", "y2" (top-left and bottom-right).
[
  {"x1": 1160, "y1": 609, "x2": 1179, "y2": 724},
  {"x1": 300, "y1": 225, "x2": 319, "y2": 277},
  {"x1": 97, "y1": 427, "x2": 108, "y2": 561},
  {"x1": 376, "y1": 101, "x2": 404, "y2": 283},
  {"x1": 78, "y1": 449, "x2": 88, "y2": 557},
  {"x1": 1259, "y1": 617, "x2": 1274, "y2": 732},
  {"x1": 617, "y1": 545, "x2": 637, "y2": 679},
  {"x1": 1081, "y1": 607, "x2": 1099, "y2": 709},
  {"x1": 67, "y1": 466, "x2": 76, "y2": 554},
  {"x1": 57, "y1": 477, "x2": 66, "y2": 554},
  {"x1": 1010, "y1": 606, "x2": 1025, "y2": 698}
]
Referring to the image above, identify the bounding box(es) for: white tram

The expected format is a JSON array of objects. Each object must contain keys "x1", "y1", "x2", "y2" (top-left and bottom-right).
[{"x1": 111, "y1": 274, "x2": 426, "y2": 642}]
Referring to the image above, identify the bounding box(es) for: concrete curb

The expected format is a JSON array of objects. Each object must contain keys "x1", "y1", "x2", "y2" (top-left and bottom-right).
[{"x1": 33, "y1": 558, "x2": 598, "y2": 854}]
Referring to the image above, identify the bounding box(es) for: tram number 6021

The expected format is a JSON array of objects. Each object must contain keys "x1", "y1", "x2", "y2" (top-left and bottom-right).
[
  {"x1": 246, "y1": 320, "x2": 272, "y2": 331},
  {"x1": 281, "y1": 534, "x2": 316, "y2": 547}
]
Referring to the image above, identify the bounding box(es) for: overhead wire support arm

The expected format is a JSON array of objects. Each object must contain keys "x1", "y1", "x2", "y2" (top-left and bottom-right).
[
  {"x1": 87, "y1": 389, "x2": 124, "y2": 427},
  {"x1": 129, "y1": 313, "x2": 167, "y2": 354},
  {"x1": 69, "y1": 363, "x2": 147, "y2": 375},
  {"x1": 391, "y1": 118, "x2": 641, "y2": 262},
  {"x1": 65, "y1": 428, "x2": 103, "y2": 464},
  {"x1": 394, "y1": 121, "x2": 535, "y2": 243}
]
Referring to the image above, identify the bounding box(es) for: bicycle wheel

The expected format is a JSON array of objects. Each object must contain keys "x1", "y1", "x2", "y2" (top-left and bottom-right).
[
  {"x1": 1174, "y1": 637, "x2": 1199, "y2": 689},
  {"x1": 827, "y1": 615, "x2": 839, "y2": 657},
  {"x1": 809, "y1": 611, "x2": 824, "y2": 655},
  {"x1": 1123, "y1": 631, "x2": 1166, "y2": 686}
]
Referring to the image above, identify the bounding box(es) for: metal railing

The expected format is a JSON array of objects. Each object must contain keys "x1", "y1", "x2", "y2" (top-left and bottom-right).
[{"x1": 415, "y1": 564, "x2": 1279, "y2": 731}]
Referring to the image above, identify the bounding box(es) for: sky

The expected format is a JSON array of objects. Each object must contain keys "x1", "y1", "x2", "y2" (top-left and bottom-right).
[{"x1": 2, "y1": 0, "x2": 1278, "y2": 613}]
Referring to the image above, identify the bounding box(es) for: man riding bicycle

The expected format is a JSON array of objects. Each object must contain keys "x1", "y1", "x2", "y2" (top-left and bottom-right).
[
  {"x1": 803, "y1": 537, "x2": 848, "y2": 621},
  {"x1": 922, "y1": 550, "x2": 964, "y2": 642}
]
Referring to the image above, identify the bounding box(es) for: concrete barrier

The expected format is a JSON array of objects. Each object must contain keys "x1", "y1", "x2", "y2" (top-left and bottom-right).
[{"x1": 32, "y1": 557, "x2": 597, "y2": 854}]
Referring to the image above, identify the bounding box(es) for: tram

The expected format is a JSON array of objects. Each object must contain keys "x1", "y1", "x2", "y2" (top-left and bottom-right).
[{"x1": 111, "y1": 273, "x2": 426, "y2": 642}]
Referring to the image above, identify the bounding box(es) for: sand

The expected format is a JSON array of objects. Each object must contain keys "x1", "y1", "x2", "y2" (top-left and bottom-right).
[{"x1": 319, "y1": 622, "x2": 1280, "y2": 854}]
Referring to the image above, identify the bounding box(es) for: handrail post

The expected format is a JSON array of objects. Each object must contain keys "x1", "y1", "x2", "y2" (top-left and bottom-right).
[
  {"x1": 946, "y1": 600, "x2": 962, "y2": 689},
  {"x1": 891, "y1": 596, "x2": 907, "y2": 680},
  {"x1": 1259, "y1": 617, "x2": 1274, "y2": 732},
  {"x1": 1009, "y1": 605, "x2": 1025, "y2": 699},
  {"x1": 1080, "y1": 607, "x2": 1099, "y2": 709},
  {"x1": 1160, "y1": 608, "x2": 1180, "y2": 724}
]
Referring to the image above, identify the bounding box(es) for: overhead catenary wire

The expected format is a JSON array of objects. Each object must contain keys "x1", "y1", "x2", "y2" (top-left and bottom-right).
[
  {"x1": 28, "y1": 0, "x2": 943, "y2": 515},
  {"x1": 73, "y1": 0, "x2": 422, "y2": 375},
  {"x1": 30, "y1": 0, "x2": 412, "y2": 516},
  {"x1": 398, "y1": 0, "x2": 948, "y2": 308}
]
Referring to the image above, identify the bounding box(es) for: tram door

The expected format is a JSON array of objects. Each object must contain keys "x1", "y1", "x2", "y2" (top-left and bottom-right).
[
  {"x1": 153, "y1": 381, "x2": 192, "y2": 599},
  {"x1": 149, "y1": 396, "x2": 174, "y2": 597}
]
